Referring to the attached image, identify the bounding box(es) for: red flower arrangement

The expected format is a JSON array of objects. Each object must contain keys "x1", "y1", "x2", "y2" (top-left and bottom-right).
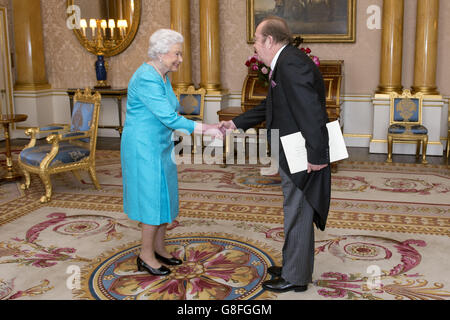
[
  {"x1": 300, "y1": 47, "x2": 320, "y2": 67},
  {"x1": 245, "y1": 54, "x2": 271, "y2": 86}
]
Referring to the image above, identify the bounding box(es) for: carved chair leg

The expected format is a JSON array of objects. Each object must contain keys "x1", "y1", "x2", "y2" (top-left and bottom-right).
[
  {"x1": 220, "y1": 151, "x2": 227, "y2": 168},
  {"x1": 446, "y1": 133, "x2": 449, "y2": 158},
  {"x1": 72, "y1": 170, "x2": 82, "y2": 182},
  {"x1": 415, "y1": 140, "x2": 421, "y2": 159},
  {"x1": 386, "y1": 135, "x2": 393, "y2": 163},
  {"x1": 21, "y1": 169, "x2": 31, "y2": 190},
  {"x1": 421, "y1": 136, "x2": 428, "y2": 164},
  {"x1": 38, "y1": 172, "x2": 53, "y2": 203},
  {"x1": 88, "y1": 166, "x2": 101, "y2": 190}
]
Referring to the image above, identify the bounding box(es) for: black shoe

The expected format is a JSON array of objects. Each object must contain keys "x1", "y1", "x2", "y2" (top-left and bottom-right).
[
  {"x1": 267, "y1": 266, "x2": 282, "y2": 277},
  {"x1": 262, "y1": 277, "x2": 308, "y2": 293},
  {"x1": 137, "y1": 256, "x2": 171, "y2": 276},
  {"x1": 155, "y1": 252, "x2": 183, "y2": 266}
]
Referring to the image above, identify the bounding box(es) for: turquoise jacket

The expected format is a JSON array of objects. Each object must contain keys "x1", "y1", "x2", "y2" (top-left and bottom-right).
[{"x1": 121, "y1": 63, "x2": 195, "y2": 225}]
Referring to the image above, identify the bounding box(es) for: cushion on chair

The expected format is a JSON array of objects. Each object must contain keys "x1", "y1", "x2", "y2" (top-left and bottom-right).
[
  {"x1": 388, "y1": 124, "x2": 406, "y2": 134},
  {"x1": 40, "y1": 126, "x2": 65, "y2": 131},
  {"x1": 388, "y1": 124, "x2": 428, "y2": 135},
  {"x1": 63, "y1": 132, "x2": 86, "y2": 138},
  {"x1": 184, "y1": 116, "x2": 202, "y2": 121},
  {"x1": 71, "y1": 102, "x2": 94, "y2": 143},
  {"x1": 410, "y1": 125, "x2": 428, "y2": 135},
  {"x1": 20, "y1": 142, "x2": 90, "y2": 168}
]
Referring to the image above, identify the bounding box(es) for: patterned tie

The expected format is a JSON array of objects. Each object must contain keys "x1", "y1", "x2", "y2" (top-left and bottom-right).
[{"x1": 269, "y1": 70, "x2": 273, "y2": 80}]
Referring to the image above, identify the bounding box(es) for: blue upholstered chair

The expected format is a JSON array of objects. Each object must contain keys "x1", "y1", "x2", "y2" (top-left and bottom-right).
[
  {"x1": 18, "y1": 88, "x2": 102, "y2": 203},
  {"x1": 176, "y1": 85, "x2": 206, "y2": 122},
  {"x1": 386, "y1": 89, "x2": 428, "y2": 164},
  {"x1": 175, "y1": 86, "x2": 206, "y2": 153}
]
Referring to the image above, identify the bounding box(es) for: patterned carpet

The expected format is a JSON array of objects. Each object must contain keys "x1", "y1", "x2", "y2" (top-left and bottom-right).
[{"x1": 0, "y1": 149, "x2": 449, "y2": 300}]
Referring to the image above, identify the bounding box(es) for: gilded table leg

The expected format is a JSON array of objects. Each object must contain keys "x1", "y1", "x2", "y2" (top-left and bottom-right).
[{"x1": 1, "y1": 122, "x2": 23, "y2": 182}]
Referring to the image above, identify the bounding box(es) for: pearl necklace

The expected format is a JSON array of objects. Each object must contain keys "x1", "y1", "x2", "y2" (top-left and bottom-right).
[{"x1": 149, "y1": 61, "x2": 166, "y2": 82}]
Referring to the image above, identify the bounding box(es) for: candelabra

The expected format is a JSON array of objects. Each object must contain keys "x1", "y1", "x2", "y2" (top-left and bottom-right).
[{"x1": 78, "y1": 18, "x2": 129, "y2": 89}]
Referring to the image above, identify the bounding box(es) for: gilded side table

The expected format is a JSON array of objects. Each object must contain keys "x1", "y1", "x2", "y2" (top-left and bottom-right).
[{"x1": 0, "y1": 114, "x2": 28, "y2": 182}]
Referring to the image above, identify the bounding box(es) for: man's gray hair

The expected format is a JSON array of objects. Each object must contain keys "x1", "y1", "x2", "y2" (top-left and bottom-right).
[{"x1": 148, "y1": 29, "x2": 184, "y2": 60}]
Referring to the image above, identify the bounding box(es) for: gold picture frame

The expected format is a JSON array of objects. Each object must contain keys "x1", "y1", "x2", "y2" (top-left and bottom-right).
[{"x1": 247, "y1": 0, "x2": 356, "y2": 43}]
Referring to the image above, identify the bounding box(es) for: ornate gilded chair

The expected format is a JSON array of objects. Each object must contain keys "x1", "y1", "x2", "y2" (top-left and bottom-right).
[
  {"x1": 175, "y1": 86, "x2": 206, "y2": 153},
  {"x1": 18, "y1": 88, "x2": 102, "y2": 203},
  {"x1": 176, "y1": 85, "x2": 206, "y2": 121},
  {"x1": 386, "y1": 89, "x2": 428, "y2": 164}
]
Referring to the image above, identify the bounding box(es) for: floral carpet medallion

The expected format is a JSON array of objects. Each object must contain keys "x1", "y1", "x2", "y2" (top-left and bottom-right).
[{"x1": 75, "y1": 234, "x2": 278, "y2": 300}]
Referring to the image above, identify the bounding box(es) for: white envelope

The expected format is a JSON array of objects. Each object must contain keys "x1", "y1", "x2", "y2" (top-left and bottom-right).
[{"x1": 280, "y1": 120, "x2": 348, "y2": 174}]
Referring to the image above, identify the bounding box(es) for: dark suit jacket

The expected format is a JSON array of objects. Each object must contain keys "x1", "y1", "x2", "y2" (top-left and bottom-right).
[{"x1": 233, "y1": 44, "x2": 331, "y2": 231}]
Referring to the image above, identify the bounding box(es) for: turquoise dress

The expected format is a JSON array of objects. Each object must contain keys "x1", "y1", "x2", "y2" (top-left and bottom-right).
[{"x1": 121, "y1": 63, "x2": 196, "y2": 225}]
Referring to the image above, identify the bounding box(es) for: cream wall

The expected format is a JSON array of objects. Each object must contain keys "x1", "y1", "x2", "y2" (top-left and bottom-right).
[{"x1": 30, "y1": 0, "x2": 450, "y2": 96}]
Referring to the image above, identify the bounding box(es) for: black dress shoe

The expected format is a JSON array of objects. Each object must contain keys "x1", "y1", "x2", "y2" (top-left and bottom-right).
[
  {"x1": 137, "y1": 256, "x2": 171, "y2": 276},
  {"x1": 155, "y1": 252, "x2": 183, "y2": 266},
  {"x1": 262, "y1": 277, "x2": 307, "y2": 293},
  {"x1": 267, "y1": 266, "x2": 282, "y2": 277}
]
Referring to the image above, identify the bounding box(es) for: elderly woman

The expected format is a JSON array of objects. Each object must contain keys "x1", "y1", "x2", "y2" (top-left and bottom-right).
[{"x1": 121, "y1": 29, "x2": 220, "y2": 276}]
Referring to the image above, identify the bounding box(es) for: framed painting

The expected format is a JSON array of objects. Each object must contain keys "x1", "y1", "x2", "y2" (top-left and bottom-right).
[{"x1": 247, "y1": 0, "x2": 356, "y2": 43}]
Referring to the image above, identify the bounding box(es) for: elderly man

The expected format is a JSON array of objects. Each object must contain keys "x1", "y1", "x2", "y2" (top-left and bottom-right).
[{"x1": 220, "y1": 16, "x2": 330, "y2": 293}]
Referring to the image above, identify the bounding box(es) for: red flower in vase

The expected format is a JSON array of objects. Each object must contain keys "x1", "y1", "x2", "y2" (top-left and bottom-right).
[
  {"x1": 300, "y1": 47, "x2": 320, "y2": 66},
  {"x1": 245, "y1": 54, "x2": 270, "y2": 87}
]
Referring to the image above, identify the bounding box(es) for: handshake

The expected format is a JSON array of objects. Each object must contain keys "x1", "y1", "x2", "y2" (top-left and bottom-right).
[{"x1": 193, "y1": 120, "x2": 237, "y2": 140}]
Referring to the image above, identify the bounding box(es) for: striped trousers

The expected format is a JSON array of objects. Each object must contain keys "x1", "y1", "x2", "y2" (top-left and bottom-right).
[{"x1": 279, "y1": 168, "x2": 315, "y2": 286}]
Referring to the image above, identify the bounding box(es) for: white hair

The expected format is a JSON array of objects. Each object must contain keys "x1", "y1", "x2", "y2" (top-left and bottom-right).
[{"x1": 148, "y1": 29, "x2": 184, "y2": 60}]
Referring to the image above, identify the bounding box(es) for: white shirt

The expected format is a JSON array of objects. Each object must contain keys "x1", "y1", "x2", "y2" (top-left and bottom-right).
[{"x1": 270, "y1": 44, "x2": 287, "y2": 72}]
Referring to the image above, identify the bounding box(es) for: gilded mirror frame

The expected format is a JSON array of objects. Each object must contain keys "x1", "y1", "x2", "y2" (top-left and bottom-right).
[{"x1": 67, "y1": 0, "x2": 141, "y2": 57}]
